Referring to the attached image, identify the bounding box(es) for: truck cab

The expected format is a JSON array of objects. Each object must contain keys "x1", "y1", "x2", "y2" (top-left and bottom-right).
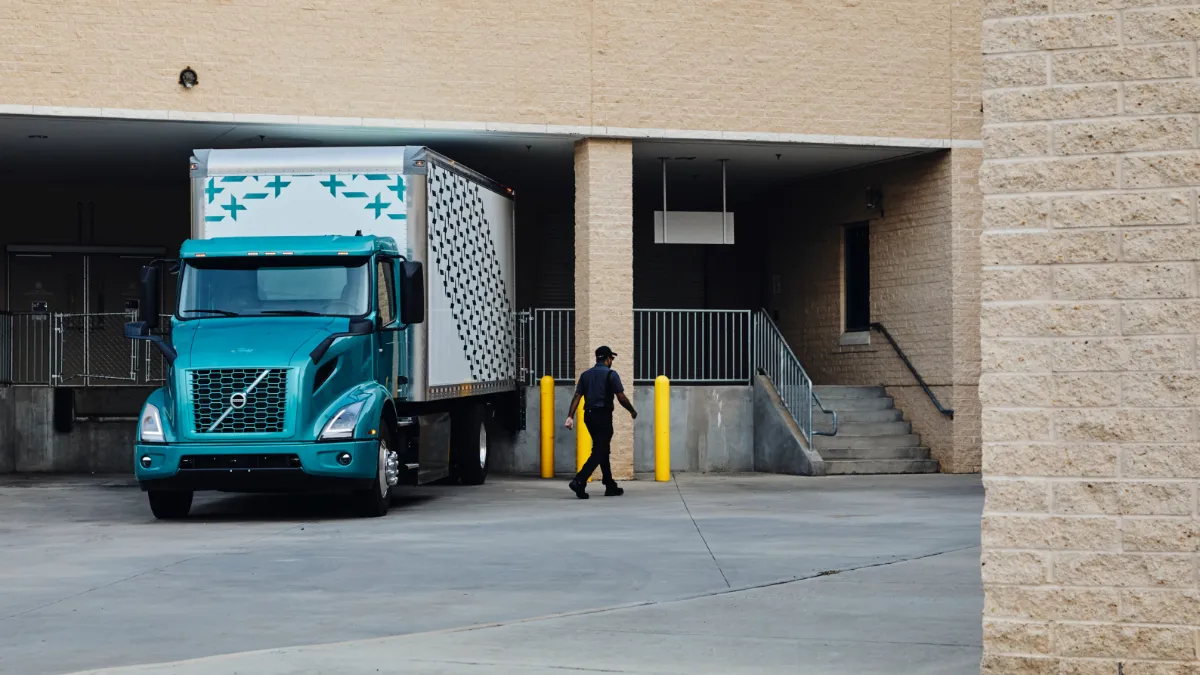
[{"x1": 128, "y1": 234, "x2": 429, "y2": 518}]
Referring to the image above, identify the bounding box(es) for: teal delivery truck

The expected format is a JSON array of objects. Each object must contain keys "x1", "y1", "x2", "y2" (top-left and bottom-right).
[{"x1": 125, "y1": 147, "x2": 518, "y2": 518}]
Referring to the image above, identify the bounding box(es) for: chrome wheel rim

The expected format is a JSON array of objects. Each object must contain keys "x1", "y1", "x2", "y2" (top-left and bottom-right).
[
  {"x1": 478, "y1": 424, "x2": 487, "y2": 470},
  {"x1": 377, "y1": 439, "x2": 396, "y2": 498}
]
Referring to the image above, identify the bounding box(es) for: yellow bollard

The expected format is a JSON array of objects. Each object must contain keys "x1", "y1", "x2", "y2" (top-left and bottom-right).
[
  {"x1": 575, "y1": 397, "x2": 592, "y2": 482},
  {"x1": 655, "y1": 375, "x2": 670, "y2": 481},
  {"x1": 539, "y1": 376, "x2": 554, "y2": 478}
]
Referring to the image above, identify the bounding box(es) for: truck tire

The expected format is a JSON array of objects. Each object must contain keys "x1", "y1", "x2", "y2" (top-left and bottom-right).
[
  {"x1": 148, "y1": 491, "x2": 193, "y2": 520},
  {"x1": 352, "y1": 424, "x2": 397, "y2": 518},
  {"x1": 450, "y1": 403, "x2": 489, "y2": 486}
]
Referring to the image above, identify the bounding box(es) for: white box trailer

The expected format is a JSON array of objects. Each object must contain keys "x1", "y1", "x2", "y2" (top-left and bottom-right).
[{"x1": 189, "y1": 146, "x2": 518, "y2": 403}]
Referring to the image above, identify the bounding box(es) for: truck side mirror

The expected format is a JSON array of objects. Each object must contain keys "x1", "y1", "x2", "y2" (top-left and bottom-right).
[
  {"x1": 138, "y1": 265, "x2": 160, "y2": 330},
  {"x1": 399, "y1": 261, "x2": 425, "y2": 325}
]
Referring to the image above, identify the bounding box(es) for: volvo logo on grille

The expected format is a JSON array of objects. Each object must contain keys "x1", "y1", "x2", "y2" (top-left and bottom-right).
[{"x1": 205, "y1": 368, "x2": 273, "y2": 433}]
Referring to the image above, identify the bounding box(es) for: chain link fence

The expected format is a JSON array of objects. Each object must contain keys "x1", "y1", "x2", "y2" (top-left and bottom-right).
[
  {"x1": 2, "y1": 312, "x2": 165, "y2": 387},
  {"x1": 56, "y1": 313, "x2": 138, "y2": 386}
]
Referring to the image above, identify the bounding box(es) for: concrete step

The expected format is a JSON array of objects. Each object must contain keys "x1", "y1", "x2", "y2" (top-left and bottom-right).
[
  {"x1": 814, "y1": 434, "x2": 923, "y2": 451},
  {"x1": 824, "y1": 459, "x2": 940, "y2": 475},
  {"x1": 815, "y1": 409, "x2": 904, "y2": 424},
  {"x1": 829, "y1": 421, "x2": 913, "y2": 437},
  {"x1": 812, "y1": 385, "x2": 886, "y2": 399},
  {"x1": 815, "y1": 396, "x2": 896, "y2": 411},
  {"x1": 818, "y1": 446, "x2": 932, "y2": 460}
]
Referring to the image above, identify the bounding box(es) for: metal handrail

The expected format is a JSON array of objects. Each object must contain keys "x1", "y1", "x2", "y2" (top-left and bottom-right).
[
  {"x1": 811, "y1": 391, "x2": 839, "y2": 437},
  {"x1": 869, "y1": 322, "x2": 954, "y2": 419},
  {"x1": 751, "y1": 310, "x2": 837, "y2": 443}
]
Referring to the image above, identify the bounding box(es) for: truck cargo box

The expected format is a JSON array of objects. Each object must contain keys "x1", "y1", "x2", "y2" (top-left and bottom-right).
[{"x1": 190, "y1": 146, "x2": 517, "y2": 402}]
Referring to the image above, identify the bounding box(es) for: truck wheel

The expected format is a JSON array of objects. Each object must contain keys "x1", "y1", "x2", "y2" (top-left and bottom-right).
[
  {"x1": 451, "y1": 403, "x2": 490, "y2": 486},
  {"x1": 148, "y1": 491, "x2": 192, "y2": 520},
  {"x1": 353, "y1": 425, "x2": 396, "y2": 518}
]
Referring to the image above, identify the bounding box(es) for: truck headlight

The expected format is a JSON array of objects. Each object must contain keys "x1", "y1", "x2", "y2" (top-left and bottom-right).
[
  {"x1": 140, "y1": 404, "x2": 165, "y2": 443},
  {"x1": 320, "y1": 401, "x2": 365, "y2": 440}
]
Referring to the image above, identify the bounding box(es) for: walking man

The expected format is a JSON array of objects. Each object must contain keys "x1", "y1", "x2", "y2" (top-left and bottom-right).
[{"x1": 565, "y1": 346, "x2": 637, "y2": 499}]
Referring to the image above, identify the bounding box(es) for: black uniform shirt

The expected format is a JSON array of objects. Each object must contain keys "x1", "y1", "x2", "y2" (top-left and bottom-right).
[{"x1": 576, "y1": 363, "x2": 624, "y2": 412}]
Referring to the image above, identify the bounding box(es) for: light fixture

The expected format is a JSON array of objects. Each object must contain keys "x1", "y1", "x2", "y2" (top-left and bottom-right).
[
  {"x1": 28, "y1": 134, "x2": 47, "y2": 139},
  {"x1": 178, "y1": 67, "x2": 198, "y2": 88},
  {"x1": 866, "y1": 187, "x2": 884, "y2": 213}
]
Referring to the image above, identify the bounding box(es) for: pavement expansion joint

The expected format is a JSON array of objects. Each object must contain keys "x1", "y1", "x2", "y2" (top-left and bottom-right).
[{"x1": 63, "y1": 543, "x2": 982, "y2": 675}]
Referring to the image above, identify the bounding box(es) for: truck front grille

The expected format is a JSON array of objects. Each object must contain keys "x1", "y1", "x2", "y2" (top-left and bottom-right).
[{"x1": 190, "y1": 368, "x2": 288, "y2": 434}]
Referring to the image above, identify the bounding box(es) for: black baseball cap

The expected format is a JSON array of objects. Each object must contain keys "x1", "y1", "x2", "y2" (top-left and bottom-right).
[{"x1": 595, "y1": 346, "x2": 618, "y2": 359}]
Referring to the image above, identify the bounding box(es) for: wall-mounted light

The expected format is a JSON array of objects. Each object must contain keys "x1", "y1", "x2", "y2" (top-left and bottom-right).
[
  {"x1": 866, "y1": 187, "x2": 883, "y2": 212},
  {"x1": 178, "y1": 67, "x2": 198, "y2": 88},
  {"x1": 28, "y1": 134, "x2": 47, "y2": 139}
]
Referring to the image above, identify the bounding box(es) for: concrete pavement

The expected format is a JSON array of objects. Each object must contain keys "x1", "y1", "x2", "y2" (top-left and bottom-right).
[{"x1": 0, "y1": 473, "x2": 983, "y2": 675}]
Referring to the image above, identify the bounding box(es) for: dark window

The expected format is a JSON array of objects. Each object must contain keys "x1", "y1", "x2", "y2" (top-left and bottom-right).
[{"x1": 844, "y1": 222, "x2": 870, "y2": 333}]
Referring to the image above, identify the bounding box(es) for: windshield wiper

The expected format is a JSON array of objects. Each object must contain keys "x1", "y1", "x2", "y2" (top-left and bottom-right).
[
  {"x1": 180, "y1": 308, "x2": 240, "y2": 317},
  {"x1": 260, "y1": 310, "x2": 324, "y2": 316}
]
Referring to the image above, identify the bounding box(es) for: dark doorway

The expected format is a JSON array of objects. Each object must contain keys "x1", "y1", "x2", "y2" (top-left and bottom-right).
[{"x1": 844, "y1": 222, "x2": 870, "y2": 333}]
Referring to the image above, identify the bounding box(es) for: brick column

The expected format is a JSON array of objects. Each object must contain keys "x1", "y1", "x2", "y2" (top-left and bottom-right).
[
  {"x1": 951, "y1": 0, "x2": 984, "y2": 474},
  {"x1": 981, "y1": 1, "x2": 1200, "y2": 671},
  {"x1": 574, "y1": 138, "x2": 634, "y2": 480}
]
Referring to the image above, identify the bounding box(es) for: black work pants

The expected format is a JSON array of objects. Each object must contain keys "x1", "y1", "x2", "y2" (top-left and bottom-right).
[{"x1": 574, "y1": 409, "x2": 616, "y2": 486}]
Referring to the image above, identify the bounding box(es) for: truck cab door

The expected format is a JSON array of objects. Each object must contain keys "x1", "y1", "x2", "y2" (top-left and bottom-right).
[{"x1": 374, "y1": 257, "x2": 399, "y2": 396}]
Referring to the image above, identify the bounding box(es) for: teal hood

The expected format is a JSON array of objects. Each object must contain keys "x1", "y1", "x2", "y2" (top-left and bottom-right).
[
  {"x1": 164, "y1": 316, "x2": 377, "y2": 442},
  {"x1": 170, "y1": 316, "x2": 341, "y2": 370}
]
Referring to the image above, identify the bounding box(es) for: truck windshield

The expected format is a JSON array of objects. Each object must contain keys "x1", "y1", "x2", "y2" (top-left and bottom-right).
[{"x1": 178, "y1": 257, "x2": 371, "y2": 318}]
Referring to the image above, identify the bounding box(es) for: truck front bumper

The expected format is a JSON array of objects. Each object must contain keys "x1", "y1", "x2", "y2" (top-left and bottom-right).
[{"x1": 135, "y1": 439, "x2": 379, "y2": 493}]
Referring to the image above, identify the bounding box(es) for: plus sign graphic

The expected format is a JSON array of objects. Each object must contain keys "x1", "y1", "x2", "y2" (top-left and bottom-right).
[
  {"x1": 205, "y1": 179, "x2": 224, "y2": 204},
  {"x1": 222, "y1": 196, "x2": 247, "y2": 221},
  {"x1": 320, "y1": 175, "x2": 346, "y2": 196},
  {"x1": 365, "y1": 193, "x2": 391, "y2": 219},
  {"x1": 265, "y1": 176, "x2": 291, "y2": 198}
]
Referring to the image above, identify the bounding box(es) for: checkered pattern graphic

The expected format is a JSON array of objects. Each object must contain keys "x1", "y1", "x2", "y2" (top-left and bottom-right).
[{"x1": 428, "y1": 164, "x2": 514, "y2": 382}]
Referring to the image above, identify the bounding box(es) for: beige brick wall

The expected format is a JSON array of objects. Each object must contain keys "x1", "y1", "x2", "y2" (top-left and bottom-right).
[
  {"x1": 0, "y1": 0, "x2": 963, "y2": 140},
  {"x1": 981, "y1": 0, "x2": 1200, "y2": 670},
  {"x1": 763, "y1": 152, "x2": 982, "y2": 472},
  {"x1": 574, "y1": 138, "x2": 634, "y2": 480},
  {"x1": 952, "y1": 147, "x2": 985, "y2": 475}
]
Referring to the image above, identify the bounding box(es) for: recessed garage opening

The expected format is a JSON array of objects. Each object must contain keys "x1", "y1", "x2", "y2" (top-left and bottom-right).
[{"x1": 0, "y1": 114, "x2": 949, "y2": 474}]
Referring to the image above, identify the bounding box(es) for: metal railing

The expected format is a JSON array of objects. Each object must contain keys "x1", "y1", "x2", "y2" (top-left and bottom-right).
[
  {"x1": 870, "y1": 322, "x2": 954, "y2": 419},
  {"x1": 519, "y1": 306, "x2": 829, "y2": 442},
  {"x1": 520, "y1": 308, "x2": 754, "y2": 385},
  {"x1": 3, "y1": 306, "x2": 830, "y2": 442},
  {"x1": 751, "y1": 310, "x2": 839, "y2": 444},
  {"x1": 635, "y1": 309, "x2": 751, "y2": 383},
  {"x1": 521, "y1": 308, "x2": 575, "y2": 384},
  {"x1": 6, "y1": 313, "x2": 55, "y2": 385},
  {"x1": 0, "y1": 312, "x2": 10, "y2": 384},
  {"x1": 516, "y1": 305, "x2": 835, "y2": 441}
]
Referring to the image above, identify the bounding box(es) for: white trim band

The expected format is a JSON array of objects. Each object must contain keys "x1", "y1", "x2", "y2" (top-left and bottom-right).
[{"x1": 0, "y1": 104, "x2": 977, "y2": 150}]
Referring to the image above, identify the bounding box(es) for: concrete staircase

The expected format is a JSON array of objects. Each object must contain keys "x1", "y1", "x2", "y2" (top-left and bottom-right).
[{"x1": 811, "y1": 386, "x2": 939, "y2": 475}]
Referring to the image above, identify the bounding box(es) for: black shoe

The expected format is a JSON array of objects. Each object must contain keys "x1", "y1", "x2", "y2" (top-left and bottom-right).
[
  {"x1": 568, "y1": 480, "x2": 589, "y2": 499},
  {"x1": 604, "y1": 484, "x2": 624, "y2": 497}
]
